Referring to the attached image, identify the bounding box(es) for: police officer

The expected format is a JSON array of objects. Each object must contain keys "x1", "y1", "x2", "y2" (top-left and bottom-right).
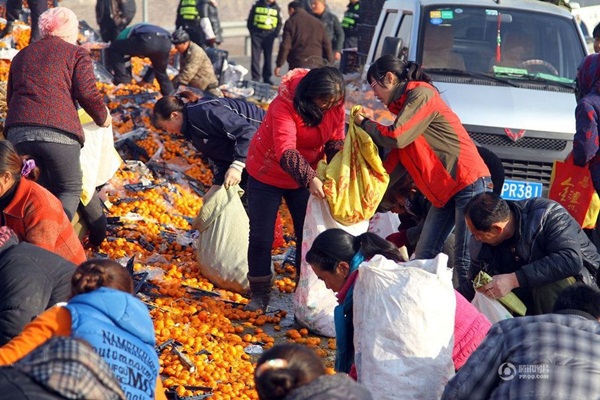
[
  {"x1": 247, "y1": 0, "x2": 282, "y2": 85},
  {"x1": 176, "y1": 0, "x2": 206, "y2": 48},
  {"x1": 342, "y1": 0, "x2": 361, "y2": 49},
  {"x1": 110, "y1": 23, "x2": 175, "y2": 96}
]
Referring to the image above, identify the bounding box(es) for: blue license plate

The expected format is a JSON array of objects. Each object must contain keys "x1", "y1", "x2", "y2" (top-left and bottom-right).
[{"x1": 501, "y1": 179, "x2": 543, "y2": 200}]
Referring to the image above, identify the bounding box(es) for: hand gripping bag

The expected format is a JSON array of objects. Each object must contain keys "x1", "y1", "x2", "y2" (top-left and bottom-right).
[
  {"x1": 293, "y1": 196, "x2": 369, "y2": 337},
  {"x1": 353, "y1": 253, "x2": 455, "y2": 399},
  {"x1": 317, "y1": 106, "x2": 389, "y2": 225},
  {"x1": 192, "y1": 185, "x2": 250, "y2": 294}
]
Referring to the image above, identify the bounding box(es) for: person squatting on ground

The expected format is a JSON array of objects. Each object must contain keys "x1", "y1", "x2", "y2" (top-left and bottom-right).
[
  {"x1": 0, "y1": 258, "x2": 166, "y2": 400},
  {"x1": 274, "y1": 1, "x2": 333, "y2": 76},
  {"x1": 0, "y1": 140, "x2": 86, "y2": 265},
  {"x1": 306, "y1": 229, "x2": 490, "y2": 377},
  {"x1": 0, "y1": 226, "x2": 75, "y2": 347},
  {"x1": 443, "y1": 283, "x2": 600, "y2": 399},
  {"x1": 463, "y1": 192, "x2": 600, "y2": 315},
  {"x1": 247, "y1": 0, "x2": 282, "y2": 85},
  {"x1": 0, "y1": 336, "x2": 126, "y2": 400},
  {"x1": 152, "y1": 91, "x2": 265, "y2": 193},
  {"x1": 5, "y1": 7, "x2": 111, "y2": 221},
  {"x1": 110, "y1": 23, "x2": 175, "y2": 96},
  {"x1": 254, "y1": 343, "x2": 373, "y2": 400},
  {"x1": 170, "y1": 28, "x2": 223, "y2": 97},
  {"x1": 353, "y1": 55, "x2": 491, "y2": 290},
  {"x1": 244, "y1": 66, "x2": 346, "y2": 311}
]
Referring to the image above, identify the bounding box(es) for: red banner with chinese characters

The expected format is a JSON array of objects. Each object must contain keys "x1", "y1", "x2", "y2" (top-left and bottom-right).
[{"x1": 548, "y1": 158, "x2": 600, "y2": 229}]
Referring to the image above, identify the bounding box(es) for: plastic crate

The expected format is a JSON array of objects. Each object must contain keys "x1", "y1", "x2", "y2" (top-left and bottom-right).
[
  {"x1": 205, "y1": 47, "x2": 229, "y2": 84},
  {"x1": 236, "y1": 80, "x2": 277, "y2": 103}
]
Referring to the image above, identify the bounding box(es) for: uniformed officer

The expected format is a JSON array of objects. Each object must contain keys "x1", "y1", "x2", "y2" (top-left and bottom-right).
[
  {"x1": 247, "y1": 0, "x2": 282, "y2": 84},
  {"x1": 342, "y1": 0, "x2": 361, "y2": 49}
]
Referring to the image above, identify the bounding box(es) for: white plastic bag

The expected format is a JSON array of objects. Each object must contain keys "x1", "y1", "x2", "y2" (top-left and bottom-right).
[
  {"x1": 293, "y1": 196, "x2": 369, "y2": 337},
  {"x1": 192, "y1": 185, "x2": 249, "y2": 294},
  {"x1": 367, "y1": 211, "x2": 400, "y2": 239},
  {"x1": 353, "y1": 253, "x2": 455, "y2": 399},
  {"x1": 79, "y1": 113, "x2": 122, "y2": 205},
  {"x1": 471, "y1": 291, "x2": 513, "y2": 324}
]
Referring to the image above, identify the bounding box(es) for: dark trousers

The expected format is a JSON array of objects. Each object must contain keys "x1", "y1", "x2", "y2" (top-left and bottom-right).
[
  {"x1": 250, "y1": 32, "x2": 276, "y2": 83},
  {"x1": 98, "y1": 19, "x2": 125, "y2": 44},
  {"x1": 13, "y1": 141, "x2": 82, "y2": 221},
  {"x1": 247, "y1": 176, "x2": 309, "y2": 277},
  {"x1": 79, "y1": 190, "x2": 107, "y2": 246},
  {"x1": 6, "y1": 0, "x2": 47, "y2": 42},
  {"x1": 110, "y1": 33, "x2": 174, "y2": 96},
  {"x1": 177, "y1": 20, "x2": 207, "y2": 49}
]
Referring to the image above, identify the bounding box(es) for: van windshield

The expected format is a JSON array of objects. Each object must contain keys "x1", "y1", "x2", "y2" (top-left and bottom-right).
[{"x1": 419, "y1": 5, "x2": 585, "y2": 85}]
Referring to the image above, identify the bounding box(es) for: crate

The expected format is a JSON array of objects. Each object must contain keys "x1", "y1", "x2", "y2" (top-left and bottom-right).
[
  {"x1": 205, "y1": 47, "x2": 229, "y2": 84},
  {"x1": 89, "y1": 46, "x2": 109, "y2": 67},
  {"x1": 236, "y1": 80, "x2": 278, "y2": 103},
  {"x1": 340, "y1": 49, "x2": 366, "y2": 74}
]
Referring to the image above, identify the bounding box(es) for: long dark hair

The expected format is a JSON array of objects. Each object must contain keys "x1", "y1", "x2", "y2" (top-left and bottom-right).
[
  {"x1": 306, "y1": 229, "x2": 402, "y2": 273},
  {"x1": 367, "y1": 55, "x2": 433, "y2": 90},
  {"x1": 254, "y1": 344, "x2": 325, "y2": 400},
  {"x1": 151, "y1": 91, "x2": 201, "y2": 128},
  {"x1": 71, "y1": 259, "x2": 134, "y2": 298},
  {"x1": 293, "y1": 66, "x2": 345, "y2": 127}
]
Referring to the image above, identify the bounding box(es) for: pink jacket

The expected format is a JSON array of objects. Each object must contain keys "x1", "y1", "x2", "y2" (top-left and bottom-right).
[
  {"x1": 245, "y1": 68, "x2": 345, "y2": 189},
  {"x1": 453, "y1": 290, "x2": 491, "y2": 370}
]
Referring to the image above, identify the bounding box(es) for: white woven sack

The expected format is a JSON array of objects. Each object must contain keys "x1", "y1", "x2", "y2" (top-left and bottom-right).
[
  {"x1": 193, "y1": 185, "x2": 249, "y2": 294},
  {"x1": 293, "y1": 196, "x2": 368, "y2": 337},
  {"x1": 353, "y1": 253, "x2": 455, "y2": 399}
]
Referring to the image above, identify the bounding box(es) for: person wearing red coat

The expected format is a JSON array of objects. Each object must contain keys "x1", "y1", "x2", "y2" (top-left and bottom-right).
[
  {"x1": 0, "y1": 141, "x2": 86, "y2": 265},
  {"x1": 245, "y1": 67, "x2": 346, "y2": 311}
]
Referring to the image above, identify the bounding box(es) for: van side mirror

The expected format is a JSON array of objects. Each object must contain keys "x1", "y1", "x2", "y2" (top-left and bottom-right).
[{"x1": 381, "y1": 36, "x2": 404, "y2": 58}]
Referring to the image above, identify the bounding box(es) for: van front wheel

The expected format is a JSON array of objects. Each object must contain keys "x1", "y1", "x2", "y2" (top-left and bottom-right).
[{"x1": 518, "y1": 59, "x2": 559, "y2": 76}]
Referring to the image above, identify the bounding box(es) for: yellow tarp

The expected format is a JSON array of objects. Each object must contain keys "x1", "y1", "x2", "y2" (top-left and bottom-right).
[{"x1": 317, "y1": 106, "x2": 389, "y2": 225}]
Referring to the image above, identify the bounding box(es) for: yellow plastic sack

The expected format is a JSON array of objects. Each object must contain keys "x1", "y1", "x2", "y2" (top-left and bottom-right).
[{"x1": 317, "y1": 106, "x2": 389, "y2": 225}]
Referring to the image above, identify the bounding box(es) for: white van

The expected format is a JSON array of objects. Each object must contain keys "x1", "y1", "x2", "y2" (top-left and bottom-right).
[{"x1": 345, "y1": 0, "x2": 588, "y2": 200}]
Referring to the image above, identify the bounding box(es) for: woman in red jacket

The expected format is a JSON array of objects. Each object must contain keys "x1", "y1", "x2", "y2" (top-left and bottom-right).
[
  {"x1": 244, "y1": 66, "x2": 346, "y2": 311},
  {"x1": 4, "y1": 7, "x2": 111, "y2": 221},
  {"x1": 0, "y1": 141, "x2": 85, "y2": 265},
  {"x1": 354, "y1": 55, "x2": 491, "y2": 290}
]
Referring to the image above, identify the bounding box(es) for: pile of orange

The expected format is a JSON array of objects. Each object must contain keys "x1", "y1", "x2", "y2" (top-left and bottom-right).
[{"x1": 0, "y1": 47, "x2": 336, "y2": 399}]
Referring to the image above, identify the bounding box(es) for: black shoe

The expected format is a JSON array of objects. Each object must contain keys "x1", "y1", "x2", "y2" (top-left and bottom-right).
[{"x1": 265, "y1": 80, "x2": 275, "y2": 86}]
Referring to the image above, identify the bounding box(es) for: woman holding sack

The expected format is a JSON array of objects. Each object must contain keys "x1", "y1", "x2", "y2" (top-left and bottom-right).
[
  {"x1": 305, "y1": 228, "x2": 491, "y2": 377},
  {"x1": 244, "y1": 66, "x2": 346, "y2": 311},
  {"x1": 4, "y1": 7, "x2": 111, "y2": 221},
  {"x1": 353, "y1": 55, "x2": 491, "y2": 291},
  {"x1": 152, "y1": 91, "x2": 266, "y2": 193}
]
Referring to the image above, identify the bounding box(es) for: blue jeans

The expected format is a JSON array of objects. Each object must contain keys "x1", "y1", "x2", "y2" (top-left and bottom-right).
[
  {"x1": 247, "y1": 176, "x2": 310, "y2": 277},
  {"x1": 414, "y1": 177, "x2": 492, "y2": 287}
]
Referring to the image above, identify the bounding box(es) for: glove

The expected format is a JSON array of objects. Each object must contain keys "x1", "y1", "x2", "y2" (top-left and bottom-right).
[
  {"x1": 223, "y1": 167, "x2": 242, "y2": 189},
  {"x1": 386, "y1": 230, "x2": 408, "y2": 248}
]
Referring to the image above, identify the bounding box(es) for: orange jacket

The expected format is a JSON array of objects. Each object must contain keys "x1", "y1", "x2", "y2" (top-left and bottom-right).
[
  {"x1": 362, "y1": 81, "x2": 490, "y2": 208},
  {"x1": 2, "y1": 178, "x2": 86, "y2": 265},
  {"x1": 0, "y1": 306, "x2": 167, "y2": 400}
]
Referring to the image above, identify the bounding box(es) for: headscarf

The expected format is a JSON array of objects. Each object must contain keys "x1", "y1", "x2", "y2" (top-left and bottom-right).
[
  {"x1": 38, "y1": 7, "x2": 79, "y2": 45},
  {"x1": 576, "y1": 53, "x2": 600, "y2": 99}
]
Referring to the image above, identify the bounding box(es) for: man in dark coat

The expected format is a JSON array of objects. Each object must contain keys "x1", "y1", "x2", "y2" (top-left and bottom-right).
[
  {"x1": 0, "y1": 226, "x2": 76, "y2": 346},
  {"x1": 443, "y1": 284, "x2": 600, "y2": 399},
  {"x1": 461, "y1": 192, "x2": 600, "y2": 314},
  {"x1": 310, "y1": 0, "x2": 344, "y2": 62},
  {"x1": 95, "y1": 0, "x2": 137, "y2": 43},
  {"x1": 274, "y1": 1, "x2": 333, "y2": 76}
]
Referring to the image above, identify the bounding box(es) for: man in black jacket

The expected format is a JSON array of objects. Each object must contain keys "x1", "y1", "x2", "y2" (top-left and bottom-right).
[
  {"x1": 95, "y1": 0, "x2": 136, "y2": 43},
  {"x1": 461, "y1": 192, "x2": 600, "y2": 314},
  {"x1": 0, "y1": 226, "x2": 75, "y2": 346}
]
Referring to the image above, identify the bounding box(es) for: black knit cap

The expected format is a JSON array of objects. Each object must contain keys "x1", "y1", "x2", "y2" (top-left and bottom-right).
[{"x1": 171, "y1": 28, "x2": 190, "y2": 44}]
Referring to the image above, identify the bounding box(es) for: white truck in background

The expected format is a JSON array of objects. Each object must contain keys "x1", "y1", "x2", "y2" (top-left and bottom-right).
[{"x1": 344, "y1": 0, "x2": 589, "y2": 200}]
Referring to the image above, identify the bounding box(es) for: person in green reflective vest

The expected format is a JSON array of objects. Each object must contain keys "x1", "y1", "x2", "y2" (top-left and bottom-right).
[{"x1": 247, "y1": 0, "x2": 283, "y2": 85}]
